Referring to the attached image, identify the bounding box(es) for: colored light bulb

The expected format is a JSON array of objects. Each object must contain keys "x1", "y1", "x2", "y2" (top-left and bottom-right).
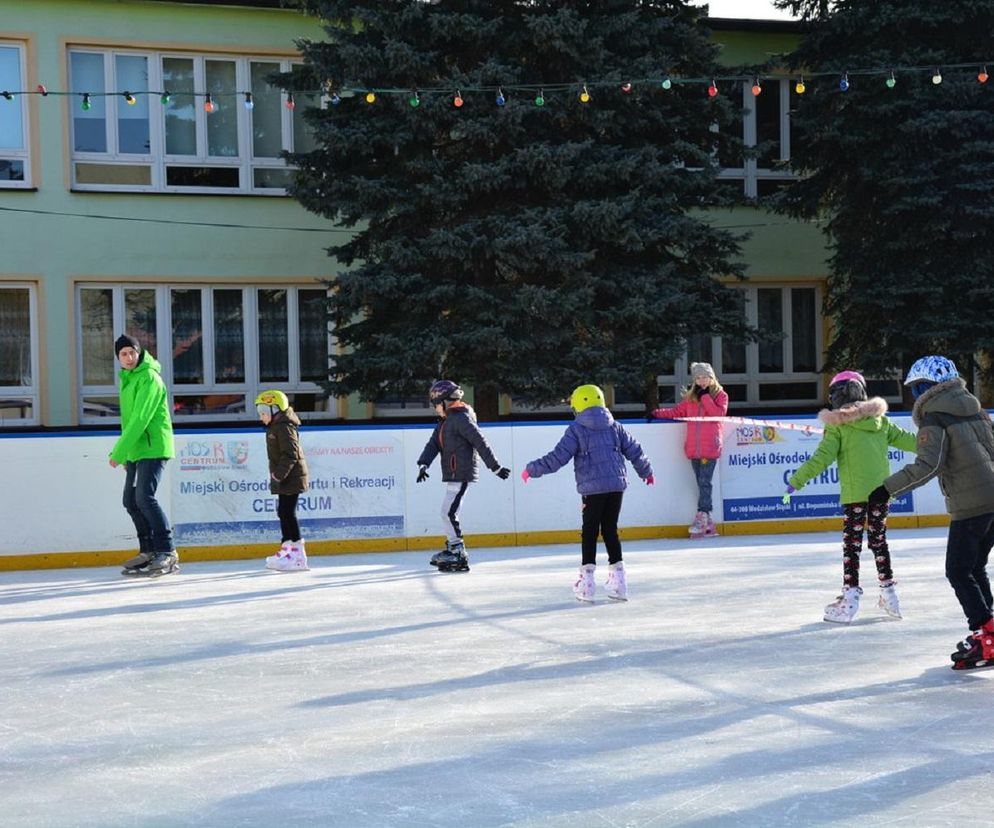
[
  {"x1": 751, "y1": 80, "x2": 762, "y2": 96},
  {"x1": 204, "y1": 94, "x2": 216, "y2": 113},
  {"x1": 795, "y1": 79, "x2": 806, "y2": 94},
  {"x1": 661, "y1": 77, "x2": 672, "y2": 90},
  {"x1": 330, "y1": 93, "x2": 341, "y2": 106},
  {"x1": 81, "y1": 93, "x2": 91, "y2": 111},
  {"x1": 932, "y1": 70, "x2": 942, "y2": 85},
  {"x1": 839, "y1": 74, "x2": 849, "y2": 92},
  {"x1": 579, "y1": 85, "x2": 590, "y2": 103},
  {"x1": 496, "y1": 88, "x2": 506, "y2": 106},
  {"x1": 286, "y1": 93, "x2": 295, "y2": 110},
  {"x1": 409, "y1": 91, "x2": 420, "y2": 107},
  {"x1": 161, "y1": 91, "x2": 171, "y2": 105},
  {"x1": 244, "y1": 92, "x2": 254, "y2": 110},
  {"x1": 534, "y1": 93, "x2": 545, "y2": 107},
  {"x1": 886, "y1": 73, "x2": 896, "y2": 89},
  {"x1": 123, "y1": 91, "x2": 136, "y2": 105},
  {"x1": 365, "y1": 91, "x2": 376, "y2": 104},
  {"x1": 1, "y1": 91, "x2": 12, "y2": 101},
  {"x1": 453, "y1": 91, "x2": 463, "y2": 108},
  {"x1": 37, "y1": 84, "x2": 48, "y2": 96},
  {"x1": 707, "y1": 81, "x2": 718, "y2": 97},
  {"x1": 621, "y1": 82, "x2": 632, "y2": 93},
  {"x1": 980, "y1": 68, "x2": 990, "y2": 84}
]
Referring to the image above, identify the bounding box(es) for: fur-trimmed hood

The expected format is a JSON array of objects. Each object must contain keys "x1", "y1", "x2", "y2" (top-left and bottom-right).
[
  {"x1": 911, "y1": 377, "x2": 978, "y2": 427},
  {"x1": 817, "y1": 396, "x2": 888, "y2": 427}
]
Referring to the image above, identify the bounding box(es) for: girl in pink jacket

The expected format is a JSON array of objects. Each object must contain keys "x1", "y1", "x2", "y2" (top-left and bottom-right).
[{"x1": 650, "y1": 362, "x2": 729, "y2": 537}]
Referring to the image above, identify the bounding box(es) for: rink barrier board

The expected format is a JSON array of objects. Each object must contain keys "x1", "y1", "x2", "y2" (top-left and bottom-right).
[{"x1": 0, "y1": 516, "x2": 951, "y2": 571}]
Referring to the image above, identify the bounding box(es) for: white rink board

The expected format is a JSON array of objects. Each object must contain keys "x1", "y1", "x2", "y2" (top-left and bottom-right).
[{"x1": 0, "y1": 417, "x2": 948, "y2": 555}]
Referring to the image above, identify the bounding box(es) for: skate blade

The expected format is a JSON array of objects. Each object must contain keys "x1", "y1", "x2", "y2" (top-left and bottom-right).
[
  {"x1": 822, "y1": 617, "x2": 854, "y2": 624},
  {"x1": 136, "y1": 564, "x2": 180, "y2": 578},
  {"x1": 607, "y1": 594, "x2": 628, "y2": 602},
  {"x1": 436, "y1": 564, "x2": 470, "y2": 573},
  {"x1": 574, "y1": 594, "x2": 594, "y2": 603},
  {"x1": 689, "y1": 532, "x2": 719, "y2": 539},
  {"x1": 952, "y1": 658, "x2": 994, "y2": 671}
]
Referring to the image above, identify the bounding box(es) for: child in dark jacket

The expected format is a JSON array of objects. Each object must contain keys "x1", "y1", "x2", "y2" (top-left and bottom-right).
[
  {"x1": 416, "y1": 380, "x2": 510, "y2": 572},
  {"x1": 256, "y1": 389, "x2": 310, "y2": 572},
  {"x1": 522, "y1": 384, "x2": 654, "y2": 602}
]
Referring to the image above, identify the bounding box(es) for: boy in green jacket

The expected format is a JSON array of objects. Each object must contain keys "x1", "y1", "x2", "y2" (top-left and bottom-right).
[
  {"x1": 108, "y1": 334, "x2": 178, "y2": 577},
  {"x1": 784, "y1": 371, "x2": 917, "y2": 623}
]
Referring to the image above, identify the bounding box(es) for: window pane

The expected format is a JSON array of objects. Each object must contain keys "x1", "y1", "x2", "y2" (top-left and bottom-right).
[
  {"x1": 163, "y1": 57, "x2": 196, "y2": 155},
  {"x1": 791, "y1": 287, "x2": 817, "y2": 373},
  {"x1": 116, "y1": 54, "x2": 150, "y2": 154},
  {"x1": 0, "y1": 46, "x2": 23, "y2": 150},
  {"x1": 686, "y1": 334, "x2": 713, "y2": 370},
  {"x1": 75, "y1": 163, "x2": 151, "y2": 185},
  {"x1": 299, "y1": 289, "x2": 327, "y2": 382},
  {"x1": 292, "y1": 91, "x2": 317, "y2": 154},
  {"x1": 755, "y1": 80, "x2": 782, "y2": 167},
  {"x1": 171, "y1": 288, "x2": 204, "y2": 384},
  {"x1": 70, "y1": 51, "x2": 107, "y2": 153},
  {"x1": 213, "y1": 289, "x2": 245, "y2": 383},
  {"x1": 250, "y1": 61, "x2": 282, "y2": 158},
  {"x1": 721, "y1": 290, "x2": 747, "y2": 373},
  {"x1": 165, "y1": 165, "x2": 239, "y2": 188},
  {"x1": 205, "y1": 59, "x2": 238, "y2": 157},
  {"x1": 258, "y1": 289, "x2": 288, "y2": 382},
  {"x1": 757, "y1": 288, "x2": 784, "y2": 373},
  {"x1": 0, "y1": 160, "x2": 24, "y2": 181},
  {"x1": 0, "y1": 288, "x2": 30, "y2": 386},
  {"x1": 80, "y1": 288, "x2": 114, "y2": 385},
  {"x1": 124, "y1": 289, "x2": 157, "y2": 360}
]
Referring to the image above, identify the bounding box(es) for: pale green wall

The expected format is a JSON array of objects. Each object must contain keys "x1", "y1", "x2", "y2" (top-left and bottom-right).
[{"x1": 0, "y1": 1, "x2": 335, "y2": 425}]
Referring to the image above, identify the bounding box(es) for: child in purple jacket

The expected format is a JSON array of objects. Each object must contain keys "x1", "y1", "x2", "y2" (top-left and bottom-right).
[{"x1": 522, "y1": 384, "x2": 654, "y2": 602}]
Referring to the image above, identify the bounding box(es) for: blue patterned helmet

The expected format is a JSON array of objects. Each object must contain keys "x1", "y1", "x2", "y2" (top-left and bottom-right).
[
  {"x1": 904, "y1": 356, "x2": 959, "y2": 386},
  {"x1": 428, "y1": 380, "x2": 464, "y2": 406}
]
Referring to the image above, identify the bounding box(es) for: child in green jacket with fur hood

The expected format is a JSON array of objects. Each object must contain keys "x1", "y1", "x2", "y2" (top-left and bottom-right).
[{"x1": 784, "y1": 371, "x2": 917, "y2": 624}]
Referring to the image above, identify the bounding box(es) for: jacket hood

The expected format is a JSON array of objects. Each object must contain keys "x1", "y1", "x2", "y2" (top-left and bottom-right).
[
  {"x1": 818, "y1": 397, "x2": 888, "y2": 429},
  {"x1": 912, "y1": 377, "x2": 980, "y2": 426},
  {"x1": 272, "y1": 407, "x2": 301, "y2": 426},
  {"x1": 120, "y1": 351, "x2": 162, "y2": 379},
  {"x1": 575, "y1": 406, "x2": 615, "y2": 430}
]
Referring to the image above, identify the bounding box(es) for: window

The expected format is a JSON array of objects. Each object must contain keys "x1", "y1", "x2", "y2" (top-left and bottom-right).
[
  {"x1": 77, "y1": 284, "x2": 332, "y2": 423},
  {"x1": 0, "y1": 284, "x2": 39, "y2": 425},
  {"x1": 716, "y1": 79, "x2": 796, "y2": 199},
  {"x1": 68, "y1": 48, "x2": 315, "y2": 193},
  {"x1": 654, "y1": 284, "x2": 824, "y2": 408},
  {"x1": 0, "y1": 42, "x2": 31, "y2": 188}
]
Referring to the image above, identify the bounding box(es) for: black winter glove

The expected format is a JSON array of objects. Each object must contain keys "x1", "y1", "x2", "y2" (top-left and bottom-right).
[
  {"x1": 867, "y1": 484, "x2": 890, "y2": 505},
  {"x1": 495, "y1": 467, "x2": 511, "y2": 480},
  {"x1": 416, "y1": 465, "x2": 430, "y2": 483}
]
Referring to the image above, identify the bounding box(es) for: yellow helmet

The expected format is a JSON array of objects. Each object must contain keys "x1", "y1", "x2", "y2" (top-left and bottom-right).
[
  {"x1": 570, "y1": 384, "x2": 605, "y2": 413},
  {"x1": 254, "y1": 389, "x2": 289, "y2": 411}
]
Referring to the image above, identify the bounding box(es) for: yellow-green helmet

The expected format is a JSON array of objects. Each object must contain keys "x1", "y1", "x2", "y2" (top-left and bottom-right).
[
  {"x1": 570, "y1": 384, "x2": 605, "y2": 413},
  {"x1": 254, "y1": 389, "x2": 289, "y2": 411}
]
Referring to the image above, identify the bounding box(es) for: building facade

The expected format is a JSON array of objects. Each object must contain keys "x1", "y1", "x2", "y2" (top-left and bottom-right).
[{"x1": 0, "y1": 3, "x2": 837, "y2": 430}]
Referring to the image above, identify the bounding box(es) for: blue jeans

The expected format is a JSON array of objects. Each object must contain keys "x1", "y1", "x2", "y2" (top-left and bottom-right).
[
  {"x1": 691, "y1": 458, "x2": 717, "y2": 513},
  {"x1": 122, "y1": 459, "x2": 174, "y2": 555}
]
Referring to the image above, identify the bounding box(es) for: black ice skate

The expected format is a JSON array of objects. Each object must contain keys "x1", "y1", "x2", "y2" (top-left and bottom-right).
[
  {"x1": 429, "y1": 540, "x2": 451, "y2": 568},
  {"x1": 951, "y1": 623, "x2": 994, "y2": 671},
  {"x1": 434, "y1": 540, "x2": 469, "y2": 573},
  {"x1": 131, "y1": 551, "x2": 180, "y2": 578}
]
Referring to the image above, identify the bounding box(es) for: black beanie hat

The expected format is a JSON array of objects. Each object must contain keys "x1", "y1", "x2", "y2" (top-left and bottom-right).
[{"x1": 115, "y1": 334, "x2": 141, "y2": 355}]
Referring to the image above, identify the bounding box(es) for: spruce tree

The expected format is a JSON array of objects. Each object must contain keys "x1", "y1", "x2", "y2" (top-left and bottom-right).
[
  {"x1": 287, "y1": 1, "x2": 753, "y2": 418},
  {"x1": 774, "y1": 0, "x2": 994, "y2": 396}
]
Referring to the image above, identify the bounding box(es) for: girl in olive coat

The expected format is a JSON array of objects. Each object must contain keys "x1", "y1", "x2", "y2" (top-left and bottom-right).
[{"x1": 786, "y1": 371, "x2": 917, "y2": 623}]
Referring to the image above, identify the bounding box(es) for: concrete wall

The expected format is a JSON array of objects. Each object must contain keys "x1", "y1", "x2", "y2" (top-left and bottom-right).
[{"x1": 0, "y1": 415, "x2": 948, "y2": 569}]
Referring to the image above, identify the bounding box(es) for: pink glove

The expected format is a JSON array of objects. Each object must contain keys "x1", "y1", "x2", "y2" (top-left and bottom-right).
[
  {"x1": 521, "y1": 469, "x2": 530, "y2": 483},
  {"x1": 645, "y1": 475, "x2": 655, "y2": 486}
]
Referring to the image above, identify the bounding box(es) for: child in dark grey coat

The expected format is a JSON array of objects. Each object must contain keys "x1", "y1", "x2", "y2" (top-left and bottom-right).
[{"x1": 416, "y1": 380, "x2": 510, "y2": 572}]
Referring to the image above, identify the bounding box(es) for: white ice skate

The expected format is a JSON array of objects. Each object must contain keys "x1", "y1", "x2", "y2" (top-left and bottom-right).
[
  {"x1": 573, "y1": 564, "x2": 595, "y2": 602},
  {"x1": 605, "y1": 561, "x2": 628, "y2": 601},
  {"x1": 690, "y1": 512, "x2": 717, "y2": 539},
  {"x1": 264, "y1": 541, "x2": 292, "y2": 570},
  {"x1": 878, "y1": 581, "x2": 903, "y2": 619},
  {"x1": 268, "y1": 540, "x2": 309, "y2": 572},
  {"x1": 824, "y1": 586, "x2": 862, "y2": 624}
]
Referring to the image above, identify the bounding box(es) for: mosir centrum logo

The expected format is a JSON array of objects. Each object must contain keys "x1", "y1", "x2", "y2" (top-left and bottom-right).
[
  {"x1": 734, "y1": 425, "x2": 782, "y2": 446},
  {"x1": 179, "y1": 440, "x2": 250, "y2": 470}
]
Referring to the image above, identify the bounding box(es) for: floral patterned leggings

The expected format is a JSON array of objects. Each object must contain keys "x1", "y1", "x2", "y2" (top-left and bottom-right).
[{"x1": 842, "y1": 501, "x2": 893, "y2": 588}]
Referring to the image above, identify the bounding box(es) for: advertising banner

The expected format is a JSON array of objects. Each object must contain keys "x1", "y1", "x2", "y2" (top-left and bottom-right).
[
  {"x1": 720, "y1": 420, "x2": 914, "y2": 522},
  {"x1": 172, "y1": 428, "x2": 405, "y2": 545}
]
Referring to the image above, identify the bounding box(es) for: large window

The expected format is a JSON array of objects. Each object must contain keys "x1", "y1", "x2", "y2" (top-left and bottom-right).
[
  {"x1": 68, "y1": 48, "x2": 316, "y2": 193},
  {"x1": 78, "y1": 284, "x2": 332, "y2": 423},
  {"x1": 654, "y1": 284, "x2": 823, "y2": 408},
  {"x1": 0, "y1": 42, "x2": 31, "y2": 188},
  {"x1": 716, "y1": 79, "x2": 796, "y2": 199},
  {"x1": 0, "y1": 284, "x2": 39, "y2": 425}
]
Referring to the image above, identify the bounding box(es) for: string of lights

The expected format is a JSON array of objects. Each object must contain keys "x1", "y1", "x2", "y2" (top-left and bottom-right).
[{"x1": 0, "y1": 61, "x2": 990, "y2": 110}]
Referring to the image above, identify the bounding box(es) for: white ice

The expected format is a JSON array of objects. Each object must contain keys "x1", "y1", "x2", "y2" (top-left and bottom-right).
[{"x1": 2, "y1": 528, "x2": 992, "y2": 827}]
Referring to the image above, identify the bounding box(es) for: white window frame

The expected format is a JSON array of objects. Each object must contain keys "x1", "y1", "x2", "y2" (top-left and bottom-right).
[
  {"x1": 76, "y1": 283, "x2": 333, "y2": 424},
  {"x1": 0, "y1": 282, "x2": 40, "y2": 426},
  {"x1": 716, "y1": 78, "x2": 796, "y2": 198},
  {"x1": 652, "y1": 283, "x2": 825, "y2": 409},
  {"x1": 68, "y1": 48, "x2": 307, "y2": 194},
  {"x1": 0, "y1": 41, "x2": 32, "y2": 189}
]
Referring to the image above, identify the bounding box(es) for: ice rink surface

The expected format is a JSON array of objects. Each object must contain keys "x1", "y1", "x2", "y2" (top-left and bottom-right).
[{"x1": 3, "y1": 527, "x2": 993, "y2": 828}]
